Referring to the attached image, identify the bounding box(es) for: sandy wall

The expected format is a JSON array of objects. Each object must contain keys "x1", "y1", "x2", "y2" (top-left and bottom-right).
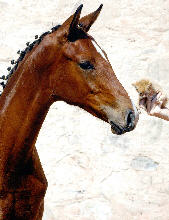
[{"x1": 0, "y1": 0, "x2": 169, "y2": 219}]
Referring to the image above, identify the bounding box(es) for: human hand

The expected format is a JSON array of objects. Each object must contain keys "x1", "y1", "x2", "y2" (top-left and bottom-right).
[
  {"x1": 148, "y1": 92, "x2": 167, "y2": 116},
  {"x1": 139, "y1": 92, "x2": 166, "y2": 116}
]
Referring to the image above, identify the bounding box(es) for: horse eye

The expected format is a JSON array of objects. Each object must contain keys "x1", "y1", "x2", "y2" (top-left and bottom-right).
[{"x1": 79, "y1": 61, "x2": 94, "y2": 70}]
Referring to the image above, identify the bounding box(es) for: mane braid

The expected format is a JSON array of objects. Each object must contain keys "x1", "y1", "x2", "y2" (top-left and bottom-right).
[{"x1": 0, "y1": 24, "x2": 61, "y2": 96}]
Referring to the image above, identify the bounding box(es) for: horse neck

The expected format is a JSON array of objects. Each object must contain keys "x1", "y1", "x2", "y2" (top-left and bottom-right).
[{"x1": 0, "y1": 54, "x2": 52, "y2": 176}]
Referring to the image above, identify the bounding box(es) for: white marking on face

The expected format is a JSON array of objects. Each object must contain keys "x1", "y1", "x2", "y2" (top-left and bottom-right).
[
  {"x1": 131, "y1": 100, "x2": 139, "y2": 124},
  {"x1": 92, "y1": 40, "x2": 108, "y2": 61}
]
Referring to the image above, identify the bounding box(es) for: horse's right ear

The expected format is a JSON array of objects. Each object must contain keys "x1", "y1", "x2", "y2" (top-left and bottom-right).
[{"x1": 79, "y1": 4, "x2": 103, "y2": 32}]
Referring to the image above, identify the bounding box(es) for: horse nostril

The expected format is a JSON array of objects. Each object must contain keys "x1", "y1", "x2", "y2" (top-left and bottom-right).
[{"x1": 126, "y1": 110, "x2": 135, "y2": 131}]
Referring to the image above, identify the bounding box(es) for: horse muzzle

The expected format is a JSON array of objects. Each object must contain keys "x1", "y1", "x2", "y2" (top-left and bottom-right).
[{"x1": 109, "y1": 109, "x2": 138, "y2": 135}]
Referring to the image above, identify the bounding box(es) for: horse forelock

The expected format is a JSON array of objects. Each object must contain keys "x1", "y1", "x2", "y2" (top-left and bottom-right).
[
  {"x1": 68, "y1": 26, "x2": 89, "y2": 42},
  {"x1": 0, "y1": 24, "x2": 61, "y2": 95}
]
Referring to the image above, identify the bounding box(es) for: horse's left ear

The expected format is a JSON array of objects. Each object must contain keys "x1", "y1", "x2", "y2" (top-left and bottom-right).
[
  {"x1": 79, "y1": 4, "x2": 103, "y2": 32},
  {"x1": 60, "y1": 5, "x2": 83, "y2": 41},
  {"x1": 69, "y1": 4, "x2": 83, "y2": 33},
  {"x1": 66, "y1": 4, "x2": 83, "y2": 41}
]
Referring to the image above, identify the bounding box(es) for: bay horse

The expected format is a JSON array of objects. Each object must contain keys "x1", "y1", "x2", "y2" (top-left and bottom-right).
[{"x1": 0, "y1": 4, "x2": 138, "y2": 219}]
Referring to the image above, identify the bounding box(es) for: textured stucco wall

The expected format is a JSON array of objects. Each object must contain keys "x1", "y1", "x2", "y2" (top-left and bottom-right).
[{"x1": 0, "y1": 0, "x2": 169, "y2": 219}]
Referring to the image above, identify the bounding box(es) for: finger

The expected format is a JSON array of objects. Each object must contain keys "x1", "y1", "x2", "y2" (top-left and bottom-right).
[
  {"x1": 159, "y1": 94, "x2": 166, "y2": 102},
  {"x1": 157, "y1": 92, "x2": 162, "y2": 99},
  {"x1": 139, "y1": 98, "x2": 146, "y2": 107},
  {"x1": 145, "y1": 97, "x2": 152, "y2": 113},
  {"x1": 156, "y1": 93, "x2": 165, "y2": 107}
]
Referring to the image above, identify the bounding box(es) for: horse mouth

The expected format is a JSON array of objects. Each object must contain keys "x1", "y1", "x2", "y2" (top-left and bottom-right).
[
  {"x1": 110, "y1": 121, "x2": 135, "y2": 135},
  {"x1": 110, "y1": 121, "x2": 125, "y2": 135}
]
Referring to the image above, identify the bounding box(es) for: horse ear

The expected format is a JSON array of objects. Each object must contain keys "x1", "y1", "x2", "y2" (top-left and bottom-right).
[
  {"x1": 79, "y1": 4, "x2": 103, "y2": 32},
  {"x1": 69, "y1": 4, "x2": 83, "y2": 33},
  {"x1": 67, "y1": 5, "x2": 88, "y2": 42},
  {"x1": 60, "y1": 5, "x2": 83, "y2": 42}
]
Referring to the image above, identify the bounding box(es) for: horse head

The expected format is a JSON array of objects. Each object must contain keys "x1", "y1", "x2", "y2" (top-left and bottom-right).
[{"x1": 32, "y1": 5, "x2": 139, "y2": 135}]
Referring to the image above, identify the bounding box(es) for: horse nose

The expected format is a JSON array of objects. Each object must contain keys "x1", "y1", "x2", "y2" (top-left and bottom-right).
[{"x1": 125, "y1": 110, "x2": 136, "y2": 132}]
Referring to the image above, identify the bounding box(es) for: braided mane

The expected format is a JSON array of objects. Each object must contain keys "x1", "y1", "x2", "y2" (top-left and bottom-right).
[{"x1": 0, "y1": 24, "x2": 61, "y2": 96}]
